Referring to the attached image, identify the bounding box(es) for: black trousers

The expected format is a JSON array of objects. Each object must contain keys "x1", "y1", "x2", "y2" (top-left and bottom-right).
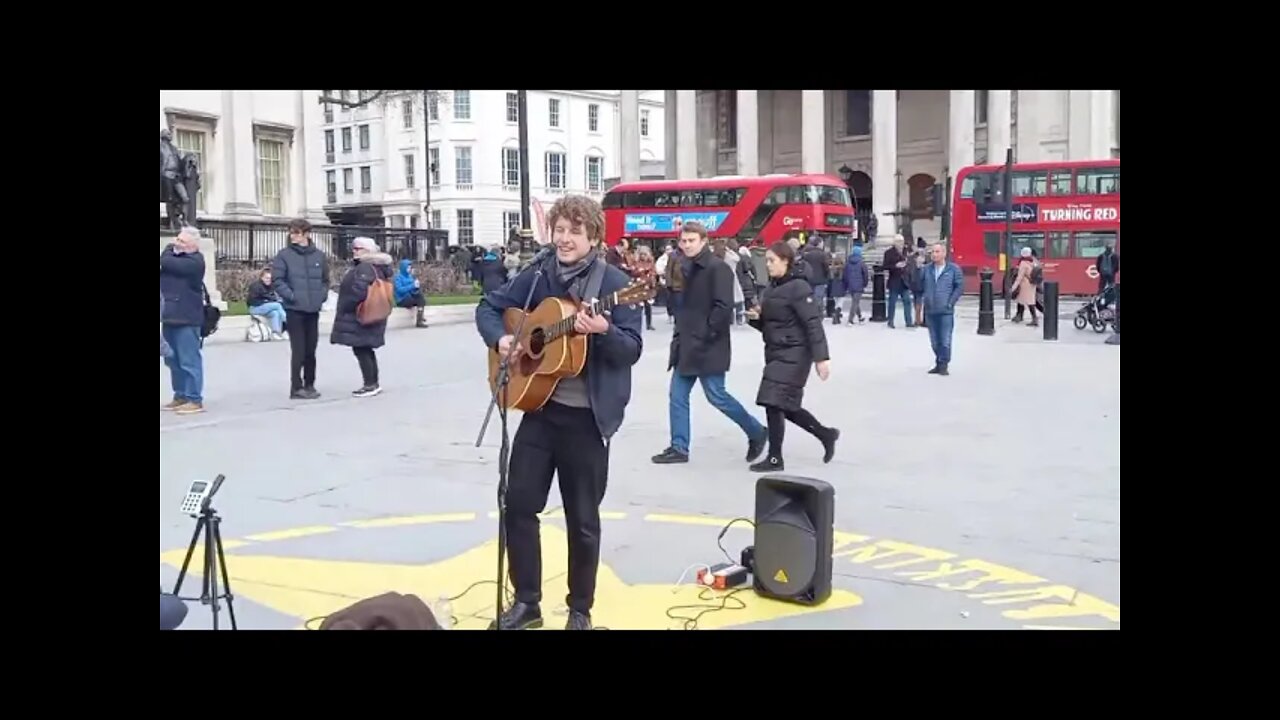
[
  {"x1": 286, "y1": 310, "x2": 320, "y2": 391},
  {"x1": 506, "y1": 401, "x2": 609, "y2": 613},
  {"x1": 765, "y1": 406, "x2": 826, "y2": 458},
  {"x1": 352, "y1": 346, "x2": 378, "y2": 386}
]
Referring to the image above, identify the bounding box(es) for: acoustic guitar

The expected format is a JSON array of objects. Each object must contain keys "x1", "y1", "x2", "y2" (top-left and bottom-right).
[{"x1": 487, "y1": 281, "x2": 656, "y2": 412}]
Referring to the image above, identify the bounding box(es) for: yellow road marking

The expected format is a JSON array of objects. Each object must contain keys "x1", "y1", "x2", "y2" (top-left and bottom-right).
[
  {"x1": 341, "y1": 513, "x2": 475, "y2": 528},
  {"x1": 1023, "y1": 625, "x2": 1109, "y2": 631},
  {"x1": 245, "y1": 526, "x2": 338, "y2": 542},
  {"x1": 485, "y1": 510, "x2": 629, "y2": 520}
]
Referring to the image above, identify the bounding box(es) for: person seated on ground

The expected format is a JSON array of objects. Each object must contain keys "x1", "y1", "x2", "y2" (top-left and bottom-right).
[
  {"x1": 393, "y1": 259, "x2": 429, "y2": 328},
  {"x1": 247, "y1": 268, "x2": 287, "y2": 340},
  {"x1": 160, "y1": 587, "x2": 188, "y2": 630}
]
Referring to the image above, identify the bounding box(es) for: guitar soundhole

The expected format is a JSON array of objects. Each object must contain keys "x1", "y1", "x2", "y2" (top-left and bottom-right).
[{"x1": 527, "y1": 327, "x2": 546, "y2": 356}]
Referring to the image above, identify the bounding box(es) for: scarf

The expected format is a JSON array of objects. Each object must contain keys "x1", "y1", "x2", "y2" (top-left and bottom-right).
[{"x1": 556, "y1": 247, "x2": 601, "y2": 299}]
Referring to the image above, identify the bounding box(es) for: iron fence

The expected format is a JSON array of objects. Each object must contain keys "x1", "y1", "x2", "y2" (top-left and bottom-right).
[{"x1": 162, "y1": 217, "x2": 451, "y2": 265}]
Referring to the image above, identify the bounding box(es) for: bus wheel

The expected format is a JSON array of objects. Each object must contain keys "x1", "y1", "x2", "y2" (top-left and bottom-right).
[{"x1": 1073, "y1": 315, "x2": 1088, "y2": 330}]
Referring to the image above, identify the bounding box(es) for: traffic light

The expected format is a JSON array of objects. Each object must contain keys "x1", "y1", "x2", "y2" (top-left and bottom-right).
[{"x1": 928, "y1": 183, "x2": 945, "y2": 218}]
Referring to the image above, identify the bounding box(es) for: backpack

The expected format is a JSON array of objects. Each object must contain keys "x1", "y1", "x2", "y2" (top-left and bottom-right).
[
  {"x1": 1030, "y1": 263, "x2": 1044, "y2": 286},
  {"x1": 200, "y1": 284, "x2": 221, "y2": 339},
  {"x1": 357, "y1": 266, "x2": 395, "y2": 326}
]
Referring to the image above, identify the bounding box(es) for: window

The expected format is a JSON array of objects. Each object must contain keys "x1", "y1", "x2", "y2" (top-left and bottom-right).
[
  {"x1": 257, "y1": 138, "x2": 284, "y2": 215},
  {"x1": 618, "y1": 188, "x2": 745, "y2": 208},
  {"x1": 403, "y1": 99, "x2": 414, "y2": 129},
  {"x1": 340, "y1": 90, "x2": 352, "y2": 106},
  {"x1": 585, "y1": 156, "x2": 603, "y2": 192},
  {"x1": 175, "y1": 129, "x2": 207, "y2": 212},
  {"x1": 430, "y1": 209, "x2": 441, "y2": 229},
  {"x1": 1011, "y1": 170, "x2": 1047, "y2": 197},
  {"x1": 975, "y1": 90, "x2": 989, "y2": 125},
  {"x1": 588, "y1": 104, "x2": 599, "y2": 132},
  {"x1": 429, "y1": 147, "x2": 440, "y2": 185},
  {"x1": 1009, "y1": 231, "x2": 1044, "y2": 259},
  {"x1": 341, "y1": 127, "x2": 352, "y2": 153},
  {"x1": 983, "y1": 231, "x2": 1001, "y2": 257},
  {"x1": 456, "y1": 209, "x2": 474, "y2": 245},
  {"x1": 409, "y1": 215, "x2": 418, "y2": 228},
  {"x1": 1076, "y1": 167, "x2": 1120, "y2": 195},
  {"x1": 503, "y1": 148, "x2": 520, "y2": 189},
  {"x1": 549, "y1": 98, "x2": 561, "y2": 128},
  {"x1": 390, "y1": 215, "x2": 405, "y2": 229},
  {"x1": 1074, "y1": 230, "x2": 1117, "y2": 259},
  {"x1": 960, "y1": 171, "x2": 1000, "y2": 200},
  {"x1": 360, "y1": 166, "x2": 371, "y2": 193},
  {"x1": 545, "y1": 151, "x2": 566, "y2": 190},
  {"x1": 453, "y1": 90, "x2": 471, "y2": 120},
  {"x1": 404, "y1": 154, "x2": 415, "y2": 189},
  {"x1": 428, "y1": 93, "x2": 439, "y2": 121},
  {"x1": 343, "y1": 168, "x2": 353, "y2": 194},
  {"x1": 845, "y1": 90, "x2": 871, "y2": 137},
  {"x1": 504, "y1": 211, "x2": 522, "y2": 237},
  {"x1": 641, "y1": 110, "x2": 650, "y2": 137},
  {"x1": 324, "y1": 129, "x2": 335, "y2": 157},
  {"x1": 506, "y1": 92, "x2": 519, "y2": 123},
  {"x1": 716, "y1": 90, "x2": 736, "y2": 149},
  {"x1": 817, "y1": 185, "x2": 852, "y2": 206},
  {"x1": 326, "y1": 170, "x2": 336, "y2": 203},
  {"x1": 323, "y1": 90, "x2": 334, "y2": 122},
  {"x1": 1048, "y1": 169, "x2": 1073, "y2": 195},
  {"x1": 1048, "y1": 231, "x2": 1070, "y2": 259},
  {"x1": 359, "y1": 124, "x2": 370, "y2": 150},
  {"x1": 455, "y1": 146, "x2": 473, "y2": 187}
]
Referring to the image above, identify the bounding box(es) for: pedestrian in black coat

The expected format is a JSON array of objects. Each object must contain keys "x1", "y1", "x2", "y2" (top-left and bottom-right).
[
  {"x1": 330, "y1": 237, "x2": 394, "y2": 397},
  {"x1": 745, "y1": 241, "x2": 839, "y2": 472}
]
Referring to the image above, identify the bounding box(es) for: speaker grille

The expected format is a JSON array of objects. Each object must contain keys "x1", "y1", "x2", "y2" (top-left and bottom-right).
[{"x1": 754, "y1": 500, "x2": 818, "y2": 597}]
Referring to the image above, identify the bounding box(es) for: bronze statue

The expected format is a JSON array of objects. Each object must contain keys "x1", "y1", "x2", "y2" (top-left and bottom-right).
[{"x1": 160, "y1": 129, "x2": 200, "y2": 231}]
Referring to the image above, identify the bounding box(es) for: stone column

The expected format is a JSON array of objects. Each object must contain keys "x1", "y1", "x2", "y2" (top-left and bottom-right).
[
  {"x1": 949, "y1": 90, "x2": 976, "y2": 176},
  {"x1": 290, "y1": 91, "x2": 308, "y2": 218},
  {"x1": 676, "y1": 90, "x2": 697, "y2": 180},
  {"x1": 301, "y1": 90, "x2": 328, "y2": 221},
  {"x1": 871, "y1": 89, "x2": 897, "y2": 245},
  {"x1": 801, "y1": 90, "x2": 825, "y2": 174},
  {"x1": 221, "y1": 90, "x2": 260, "y2": 217},
  {"x1": 665, "y1": 90, "x2": 678, "y2": 180},
  {"x1": 988, "y1": 90, "x2": 1012, "y2": 165},
  {"x1": 736, "y1": 90, "x2": 759, "y2": 176},
  {"x1": 620, "y1": 90, "x2": 640, "y2": 182}
]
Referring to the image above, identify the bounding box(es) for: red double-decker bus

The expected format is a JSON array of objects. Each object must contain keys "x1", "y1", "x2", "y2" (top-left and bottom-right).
[
  {"x1": 602, "y1": 174, "x2": 856, "y2": 255},
  {"x1": 950, "y1": 159, "x2": 1120, "y2": 296}
]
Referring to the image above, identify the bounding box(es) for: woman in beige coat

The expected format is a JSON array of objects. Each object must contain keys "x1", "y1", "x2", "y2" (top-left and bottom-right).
[{"x1": 1011, "y1": 247, "x2": 1039, "y2": 325}]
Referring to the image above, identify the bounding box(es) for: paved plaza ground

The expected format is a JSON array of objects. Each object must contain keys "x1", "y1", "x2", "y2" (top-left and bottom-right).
[{"x1": 159, "y1": 308, "x2": 1120, "y2": 630}]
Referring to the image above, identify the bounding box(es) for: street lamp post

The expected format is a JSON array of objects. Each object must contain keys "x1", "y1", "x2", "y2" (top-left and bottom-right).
[
  {"x1": 517, "y1": 90, "x2": 534, "y2": 256},
  {"x1": 422, "y1": 90, "x2": 432, "y2": 229}
]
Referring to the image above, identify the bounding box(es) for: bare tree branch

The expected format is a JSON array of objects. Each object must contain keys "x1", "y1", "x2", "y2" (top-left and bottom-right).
[{"x1": 317, "y1": 90, "x2": 450, "y2": 110}]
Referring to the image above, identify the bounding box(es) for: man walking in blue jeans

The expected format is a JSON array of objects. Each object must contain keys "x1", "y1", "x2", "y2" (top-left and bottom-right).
[
  {"x1": 921, "y1": 243, "x2": 965, "y2": 376},
  {"x1": 653, "y1": 222, "x2": 767, "y2": 465}
]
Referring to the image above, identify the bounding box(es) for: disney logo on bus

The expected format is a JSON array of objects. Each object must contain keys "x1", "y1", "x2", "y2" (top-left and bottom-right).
[{"x1": 976, "y1": 203, "x2": 1038, "y2": 224}]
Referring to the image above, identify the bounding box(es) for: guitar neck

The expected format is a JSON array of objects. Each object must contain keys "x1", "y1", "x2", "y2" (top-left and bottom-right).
[{"x1": 544, "y1": 292, "x2": 623, "y2": 342}]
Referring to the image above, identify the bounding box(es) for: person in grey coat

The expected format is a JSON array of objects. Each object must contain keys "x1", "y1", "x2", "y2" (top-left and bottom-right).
[
  {"x1": 330, "y1": 237, "x2": 394, "y2": 397},
  {"x1": 270, "y1": 219, "x2": 331, "y2": 400}
]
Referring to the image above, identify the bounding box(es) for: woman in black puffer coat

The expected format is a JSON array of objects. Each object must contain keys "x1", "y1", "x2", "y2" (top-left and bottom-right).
[
  {"x1": 745, "y1": 241, "x2": 839, "y2": 472},
  {"x1": 331, "y1": 237, "x2": 395, "y2": 397}
]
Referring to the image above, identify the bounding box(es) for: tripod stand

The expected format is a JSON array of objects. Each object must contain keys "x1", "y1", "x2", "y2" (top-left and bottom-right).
[
  {"x1": 475, "y1": 254, "x2": 547, "y2": 630},
  {"x1": 172, "y1": 503, "x2": 238, "y2": 630}
]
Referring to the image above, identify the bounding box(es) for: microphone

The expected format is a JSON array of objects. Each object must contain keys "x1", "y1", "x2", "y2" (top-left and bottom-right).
[{"x1": 528, "y1": 243, "x2": 555, "y2": 264}]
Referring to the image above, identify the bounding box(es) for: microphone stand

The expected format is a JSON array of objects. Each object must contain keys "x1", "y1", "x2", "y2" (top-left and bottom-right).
[{"x1": 474, "y1": 251, "x2": 548, "y2": 630}]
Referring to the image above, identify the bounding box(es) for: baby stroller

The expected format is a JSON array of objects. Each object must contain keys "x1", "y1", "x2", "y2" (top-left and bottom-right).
[{"x1": 1074, "y1": 285, "x2": 1117, "y2": 333}]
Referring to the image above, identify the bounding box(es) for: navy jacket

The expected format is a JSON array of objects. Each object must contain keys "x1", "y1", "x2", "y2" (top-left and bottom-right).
[
  {"x1": 475, "y1": 256, "x2": 643, "y2": 440},
  {"x1": 920, "y1": 261, "x2": 965, "y2": 315},
  {"x1": 159, "y1": 246, "x2": 206, "y2": 327},
  {"x1": 271, "y1": 242, "x2": 330, "y2": 313}
]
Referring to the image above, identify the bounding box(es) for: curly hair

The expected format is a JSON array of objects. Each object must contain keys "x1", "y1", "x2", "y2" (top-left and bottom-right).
[{"x1": 546, "y1": 194, "x2": 605, "y2": 246}]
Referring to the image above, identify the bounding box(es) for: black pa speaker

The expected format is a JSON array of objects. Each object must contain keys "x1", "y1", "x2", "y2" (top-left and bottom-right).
[{"x1": 752, "y1": 475, "x2": 835, "y2": 605}]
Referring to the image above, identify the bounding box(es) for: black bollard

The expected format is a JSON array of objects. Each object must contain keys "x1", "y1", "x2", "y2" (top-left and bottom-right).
[
  {"x1": 870, "y1": 264, "x2": 887, "y2": 322},
  {"x1": 1105, "y1": 284, "x2": 1120, "y2": 345},
  {"x1": 1003, "y1": 265, "x2": 1014, "y2": 320},
  {"x1": 977, "y1": 268, "x2": 995, "y2": 335},
  {"x1": 1042, "y1": 281, "x2": 1059, "y2": 341}
]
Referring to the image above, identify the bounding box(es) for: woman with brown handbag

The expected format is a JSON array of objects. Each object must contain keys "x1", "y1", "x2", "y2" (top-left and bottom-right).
[{"x1": 331, "y1": 237, "x2": 395, "y2": 397}]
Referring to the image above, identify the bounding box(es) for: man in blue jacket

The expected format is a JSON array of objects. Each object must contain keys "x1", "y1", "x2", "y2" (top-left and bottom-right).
[
  {"x1": 160, "y1": 227, "x2": 207, "y2": 413},
  {"x1": 474, "y1": 195, "x2": 643, "y2": 631},
  {"x1": 920, "y1": 243, "x2": 965, "y2": 376}
]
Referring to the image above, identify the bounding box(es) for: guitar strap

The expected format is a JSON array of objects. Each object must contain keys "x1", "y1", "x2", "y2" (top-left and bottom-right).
[{"x1": 571, "y1": 255, "x2": 609, "y2": 310}]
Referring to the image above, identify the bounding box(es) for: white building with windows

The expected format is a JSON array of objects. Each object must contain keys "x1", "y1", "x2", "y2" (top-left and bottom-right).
[
  {"x1": 160, "y1": 90, "x2": 329, "y2": 222},
  {"x1": 320, "y1": 90, "x2": 665, "y2": 246},
  {"x1": 650, "y1": 90, "x2": 1119, "y2": 245}
]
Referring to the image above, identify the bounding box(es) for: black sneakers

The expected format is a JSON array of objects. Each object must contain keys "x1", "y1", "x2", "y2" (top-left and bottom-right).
[
  {"x1": 489, "y1": 602, "x2": 544, "y2": 631},
  {"x1": 651, "y1": 447, "x2": 689, "y2": 464},
  {"x1": 821, "y1": 428, "x2": 840, "y2": 464},
  {"x1": 290, "y1": 387, "x2": 321, "y2": 400},
  {"x1": 565, "y1": 610, "x2": 592, "y2": 630},
  {"x1": 352, "y1": 385, "x2": 382, "y2": 398},
  {"x1": 746, "y1": 431, "x2": 767, "y2": 462},
  {"x1": 750, "y1": 456, "x2": 784, "y2": 473}
]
